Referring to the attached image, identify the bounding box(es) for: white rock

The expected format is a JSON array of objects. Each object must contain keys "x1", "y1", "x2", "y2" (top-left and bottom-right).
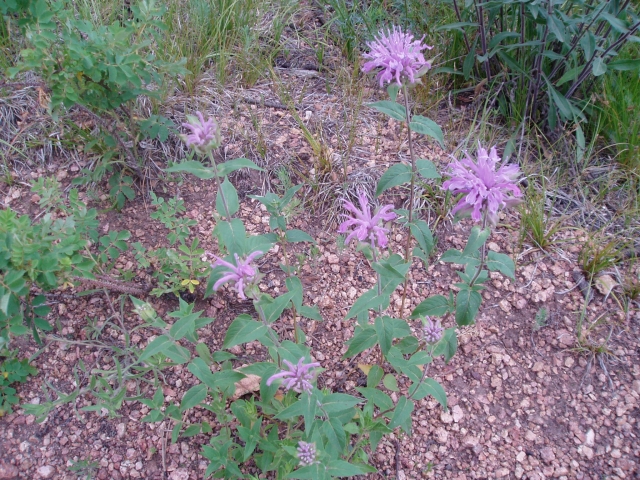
[
  {"x1": 37, "y1": 466, "x2": 55, "y2": 479},
  {"x1": 585, "y1": 428, "x2": 595, "y2": 447},
  {"x1": 452, "y1": 405, "x2": 464, "y2": 422}
]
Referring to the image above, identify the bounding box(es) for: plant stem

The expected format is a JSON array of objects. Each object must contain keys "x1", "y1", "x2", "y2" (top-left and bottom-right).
[
  {"x1": 207, "y1": 150, "x2": 231, "y2": 220},
  {"x1": 253, "y1": 297, "x2": 282, "y2": 348},
  {"x1": 279, "y1": 235, "x2": 300, "y2": 343},
  {"x1": 469, "y1": 214, "x2": 489, "y2": 287},
  {"x1": 400, "y1": 84, "x2": 417, "y2": 319}
]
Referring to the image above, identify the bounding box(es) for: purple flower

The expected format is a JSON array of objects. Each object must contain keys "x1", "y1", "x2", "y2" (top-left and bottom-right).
[
  {"x1": 338, "y1": 191, "x2": 397, "y2": 250},
  {"x1": 266, "y1": 358, "x2": 321, "y2": 394},
  {"x1": 362, "y1": 26, "x2": 433, "y2": 87},
  {"x1": 208, "y1": 251, "x2": 263, "y2": 300},
  {"x1": 423, "y1": 316, "x2": 444, "y2": 344},
  {"x1": 442, "y1": 144, "x2": 522, "y2": 226},
  {"x1": 181, "y1": 111, "x2": 221, "y2": 154},
  {"x1": 296, "y1": 441, "x2": 317, "y2": 466}
]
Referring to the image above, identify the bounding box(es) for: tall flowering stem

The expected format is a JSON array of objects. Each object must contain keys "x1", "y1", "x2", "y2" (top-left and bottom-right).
[
  {"x1": 207, "y1": 150, "x2": 231, "y2": 220},
  {"x1": 181, "y1": 112, "x2": 231, "y2": 220},
  {"x1": 399, "y1": 83, "x2": 418, "y2": 318}
]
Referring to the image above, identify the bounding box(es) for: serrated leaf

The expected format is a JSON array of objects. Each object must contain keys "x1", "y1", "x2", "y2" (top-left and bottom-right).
[
  {"x1": 367, "y1": 364, "x2": 384, "y2": 387},
  {"x1": 409, "y1": 116, "x2": 444, "y2": 147},
  {"x1": 217, "y1": 177, "x2": 239, "y2": 217},
  {"x1": 285, "y1": 229, "x2": 315, "y2": 243},
  {"x1": 411, "y1": 378, "x2": 447, "y2": 409},
  {"x1": 412, "y1": 295, "x2": 451, "y2": 318},
  {"x1": 415, "y1": 158, "x2": 441, "y2": 179},
  {"x1": 388, "y1": 396, "x2": 414, "y2": 430},
  {"x1": 368, "y1": 100, "x2": 406, "y2": 121},
  {"x1": 180, "y1": 384, "x2": 208, "y2": 412},
  {"x1": 139, "y1": 335, "x2": 173, "y2": 362},
  {"x1": 375, "y1": 163, "x2": 412, "y2": 196},
  {"x1": 455, "y1": 289, "x2": 482, "y2": 326},
  {"x1": 432, "y1": 328, "x2": 457, "y2": 363},
  {"x1": 216, "y1": 158, "x2": 264, "y2": 177},
  {"x1": 222, "y1": 315, "x2": 268, "y2": 349},
  {"x1": 165, "y1": 161, "x2": 215, "y2": 179},
  {"x1": 342, "y1": 325, "x2": 378, "y2": 358},
  {"x1": 383, "y1": 373, "x2": 398, "y2": 392},
  {"x1": 487, "y1": 251, "x2": 516, "y2": 279}
]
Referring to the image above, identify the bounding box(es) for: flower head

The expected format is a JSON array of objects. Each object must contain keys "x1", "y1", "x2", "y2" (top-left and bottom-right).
[
  {"x1": 338, "y1": 191, "x2": 397, "y2": 250},
  {"x1": 442, "y1": 143, "x2": 522, "y2": 226},
  {"x1": 362, "y1": 26, "x2": 433, "y2": 87},
  {"x1": 208, "y1": 251, "x2": 263, "y2": 300},
  {"x1": 181, "y1": 111, "x2": 221, "y2": 154},
  {"x1": 266, "y1": 358, "x2": 321, "y2": 394},
  {"x1": 296, "y1": 442, "x2": 317, "y2": 466},
  {"x1": 423, "y1": 316, "x2": 444, "y2": 344}
]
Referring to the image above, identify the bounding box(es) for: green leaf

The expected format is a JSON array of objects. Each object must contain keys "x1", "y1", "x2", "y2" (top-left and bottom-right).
[
  {"x1": 455, "y1": 288, "x2": 482, "y2": 326},
  {"x1": 258, "y1": 291, "x2": 296, "y2": 324},
  {"x1": 375, "y1": 163, "x2": 412, "y2": 196},
  {"x1": 432, "y1": 328, "x2": 457, "y2": 363},
  {"x1": 412, "y1": 378, "x2": 447, "y2": 409},
  {"x1": 216, "y1": 158, "x2": 264, "y2": 177},
  {"x1": 222, "y1": 315, "x2": 268, "y2": 349},
  {"x1": 321, "y1": 393, "x2": 361, "y2": 414},
  {"x1": 387, "y1": 84, "x2": 400, "y2": 102},
  {"x1": 368, "y1": 100, "x2": 406, "y2": 121},
  {"x1": 165, "y1": 161, "x2": 215, "y2": 179},
  {"x1": 486, "y1": 251, "x2": 516, "y2": 279},
  {"x1": 463, "y1": 226, "x2": 490, "y2": 256},
  {"x1": 375, "y1": 316, "x2": 393, "y2": 355},
  {"x1": 139, "y1": 335, "x2": 173, "y2": 363},
  {"x1": 187, "y1": 357, "x2": 218, "y2": 390},
  {"x1": 299, "y1": 305, "x2": 322, "y2": 321},
  {"x1": 409, "y1": 116, "x2": 444, "y2": 147},
  {"x1": 342, "y1": 325, "x2": 378, "y2": 358},
  {"x1": 285, "y1": 229, "x2": 315, "y2": 243},
  {"x1": 169, "y1": 312, "x2": 198, "y2": 341},
  {"x1": 345, "y1": 287, "x2": 388, "y2": 320},
  {"x1": 164, "y1": 344, "x2": 191, "y2": 364},
  {"x1": 608, "y1": 59, "x2": 640, "y2": 71},
  {"x1": 367, "y1": 365, "x2": 384, "y2": 388},
  {"x1": 217, "y1": 177, "x2": 239, "y2": 217},
  {"x1": 327, "y1": 460, "x2": 376, "y2": 476},
  {"x1": 415, "y1": 158, "x2": 441, "y2": 179},
  {"x1": 382, "y1": 374, "x2": 399, "y2": 392},
  {"x1": 180, "y1": 384, "x2": 208, "y2": 412},
  {"x1": 388, "y1": 396, "x2": 414, "y2": 430},
  {"x1": 410, "y1": 219, "x2": 435, "y2": 260},
  {"x1": 412, "y1": 295, "x2": 451, "y2": 318},
  {"x1": 356, "y1": 387, "x2": 393, "y2": 411},
  {"x1": 592, "y1": 57, "x2": 607, "y2": 77}
]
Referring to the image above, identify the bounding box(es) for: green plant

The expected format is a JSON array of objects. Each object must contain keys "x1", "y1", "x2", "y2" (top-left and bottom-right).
[
  {"x1": 150, "y1": 192, "x2": 197, "y2": 245},
  {"x1": 0, "y1": 348, "x2": 37, "y2": 416},
  {"x1": 436, "y1": 0, "x2": 640, "y2": 129},
  {"x1": 533, "y1": 307, "x2": 548, "y2": 332},
  {"x1": 519, "y1": 185, "x2": 568, "y2": 251},
  {"x1": 599, "y1": 46, "x2": 640, "y2": 180},
  {"x1": 67, "y1": 456, "x2": 99, "y2": 480},
  {"x1": 0, "y1": 201, "x2": 95, "y2": 343},
  {"x1": 8, "y1": 0, "x2": 188, "y2": 205},
  {"x1": 579, "y1": 232, "x2": 627, "y2": 279}
]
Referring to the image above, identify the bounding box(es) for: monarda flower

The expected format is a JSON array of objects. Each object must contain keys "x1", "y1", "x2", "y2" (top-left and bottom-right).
[
  {"x1": 338, "y1": 191, "x2": 397, "y2": 250},
  {"x1": 296, "y1": 442, "x2": 317, "y2": 466},
  {"x1": 208, "y1": 251, "x2": 263, "y2": 300},
  {"x1": 266, "y1": 358, "x2": 321, "y2": 394},
  {"x1": 362, "y1": 26, "x2": 433, "y2": 87},
  {"x1": 181, "y1": 111, "x2": 221, "y2": 154},
  {"x1": 442, "y1": 143, "x2": 522, "y2": 226},
  {"x1": 423, "y1": 316, "x2": 444, "y2": 344}
]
